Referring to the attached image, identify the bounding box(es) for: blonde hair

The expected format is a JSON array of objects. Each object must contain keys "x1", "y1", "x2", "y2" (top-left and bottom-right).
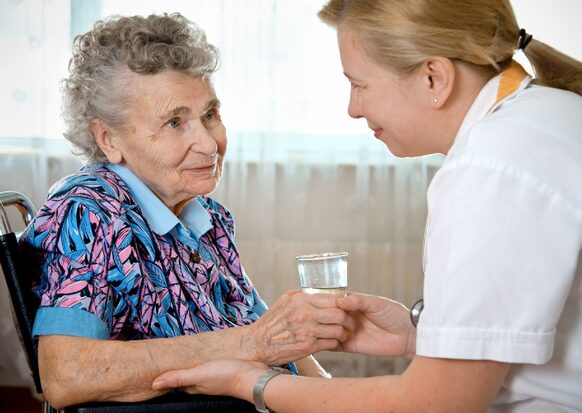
[
  {"x1": 61, "y1": 13, "x2": 220, "y2": 164},
  {"x1": 319, "y1": 0, "x2": 582, "y2": 95}
]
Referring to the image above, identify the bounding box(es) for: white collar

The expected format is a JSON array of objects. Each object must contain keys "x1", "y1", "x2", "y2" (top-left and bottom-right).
[{"x1": 452, "y1": 61, "x2": 532, "y2": 152}]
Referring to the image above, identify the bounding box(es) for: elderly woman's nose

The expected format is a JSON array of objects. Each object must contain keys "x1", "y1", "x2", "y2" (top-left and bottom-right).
[{"x1": 190, "y1": 128, "x2": 219, "y2": 154}]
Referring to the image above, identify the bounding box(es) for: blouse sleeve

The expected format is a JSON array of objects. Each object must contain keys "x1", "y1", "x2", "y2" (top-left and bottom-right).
[
  {"x1": 417, "y1": 157, "x2": 581, "y2": 364},
  {"x1": 23, "y1": 195, "x2": 124, "y2": 338}
]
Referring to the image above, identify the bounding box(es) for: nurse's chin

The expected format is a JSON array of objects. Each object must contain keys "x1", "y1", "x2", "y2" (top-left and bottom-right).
[
  {"x1": 382, "y1": 142, "x2": 409, "y2": 158},
  {"x1": 385, "y1": 142, "x2": 438, "y2": 158}
]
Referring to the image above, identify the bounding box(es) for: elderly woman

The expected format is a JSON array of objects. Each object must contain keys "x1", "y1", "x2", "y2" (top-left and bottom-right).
[{"x1": 19, "y1": 13, "x2": 352, "y2": 409}]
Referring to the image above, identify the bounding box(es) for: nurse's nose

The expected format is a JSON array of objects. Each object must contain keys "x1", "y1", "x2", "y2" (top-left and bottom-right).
[{"x1": 347, "y1": 92, "x2": 363, "y2": 119}]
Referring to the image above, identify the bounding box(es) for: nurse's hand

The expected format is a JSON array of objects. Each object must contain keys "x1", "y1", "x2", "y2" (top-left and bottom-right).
[
  {"x1": 250, "y1": 290, "x2": 356, "y2": 366},
  {"x1": 336, "y1": 293, "x2": 416, "y2": 359},
  {"x1": 152, "y1": 359, "x2": 266, "y2": 402}
]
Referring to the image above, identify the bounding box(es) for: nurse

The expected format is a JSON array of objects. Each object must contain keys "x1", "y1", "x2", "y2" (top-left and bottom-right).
[{"x1": 152, "y1": 1, "x2": 582, "y2": 411}]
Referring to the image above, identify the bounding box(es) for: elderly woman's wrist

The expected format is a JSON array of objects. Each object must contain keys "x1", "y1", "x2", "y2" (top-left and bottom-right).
[{"x1": 244, "y1": 322, "x2": 268, "y2": 363}]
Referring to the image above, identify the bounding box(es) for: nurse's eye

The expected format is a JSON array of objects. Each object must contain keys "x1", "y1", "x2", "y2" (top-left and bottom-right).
[{"x1": 165, "y1": 118, "x2": 182, "y2": 129}]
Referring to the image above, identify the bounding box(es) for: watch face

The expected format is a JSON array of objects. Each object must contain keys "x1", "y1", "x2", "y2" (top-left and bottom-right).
[{"x1": 410, "y1": 298, "x2": 424, "y2": 327}]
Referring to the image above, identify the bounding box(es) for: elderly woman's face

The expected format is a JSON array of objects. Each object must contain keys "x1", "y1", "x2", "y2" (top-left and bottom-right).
[{"x1": 104, "y1": 70, "x2": 226, "y2": 211}]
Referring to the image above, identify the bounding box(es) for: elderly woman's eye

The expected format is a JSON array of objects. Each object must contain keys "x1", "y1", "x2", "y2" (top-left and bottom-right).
[
  {"x1": 166, "y1": 118, "x2": 181, "y2": 129},
  {"x1": 204, "y1": 108, "x2": 220, "y2": 122}
]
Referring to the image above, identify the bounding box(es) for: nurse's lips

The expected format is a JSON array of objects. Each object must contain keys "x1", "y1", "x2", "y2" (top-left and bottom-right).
[{"x1": 372, "y1": 128, "x2": 384, "y2": 139}]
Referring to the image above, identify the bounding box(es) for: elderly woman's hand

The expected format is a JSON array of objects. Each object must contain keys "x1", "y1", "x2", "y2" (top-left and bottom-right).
[{"x1": 250, "y1": 291, "x2": 355, "y2": 366}]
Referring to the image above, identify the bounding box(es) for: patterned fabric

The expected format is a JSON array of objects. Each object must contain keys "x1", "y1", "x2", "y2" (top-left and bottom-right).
[{"x1": 20, "y1": 164, "x2": 261, "y2": 340}]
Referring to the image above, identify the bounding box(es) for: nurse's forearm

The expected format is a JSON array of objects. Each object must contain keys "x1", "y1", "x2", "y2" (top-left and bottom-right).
[{"x1": 244, "y1": 356, "x2": 510, "y2": 413}]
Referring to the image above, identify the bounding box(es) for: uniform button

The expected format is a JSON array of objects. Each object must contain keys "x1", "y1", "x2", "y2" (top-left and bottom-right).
[{"x1": 191, "y1": 250, "x2": 201, "y2": 263}]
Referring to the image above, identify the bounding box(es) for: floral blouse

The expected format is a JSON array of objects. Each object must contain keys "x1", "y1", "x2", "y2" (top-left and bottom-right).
[{"x1": 21, "y1": 164, "x2": 263, "y2": 340}]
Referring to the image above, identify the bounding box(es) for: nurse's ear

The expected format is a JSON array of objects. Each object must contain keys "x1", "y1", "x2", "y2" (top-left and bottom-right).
[
  {"x1": 91, "y1": 118, "x2": 123, "y2": 164},
  {"x1": 420, "y1": 57, "x2": 455, "y2": 109}
]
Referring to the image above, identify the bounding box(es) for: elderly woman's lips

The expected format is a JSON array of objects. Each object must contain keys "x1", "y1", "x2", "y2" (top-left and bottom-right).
[
  {"x1": 373, "y1": 129, "x2": 384, "y2": 139},
  {"x1": 186, "y1": 164, "x2": 216, "y2": 172}
]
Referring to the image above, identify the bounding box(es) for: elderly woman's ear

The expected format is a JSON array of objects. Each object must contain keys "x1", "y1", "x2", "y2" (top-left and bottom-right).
[{"x1": 90, "y1": 118, "x2": 123, "y2": 164}]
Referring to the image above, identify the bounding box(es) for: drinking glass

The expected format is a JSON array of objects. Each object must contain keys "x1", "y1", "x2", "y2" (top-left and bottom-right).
[{"x1": 296, "y1": 251, "x2": 348, "y2": 296}]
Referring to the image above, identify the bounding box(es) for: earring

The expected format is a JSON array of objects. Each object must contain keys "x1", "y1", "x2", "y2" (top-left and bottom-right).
[{"x1": 432, "y1": 97, "x2": 439, "y2": 104}]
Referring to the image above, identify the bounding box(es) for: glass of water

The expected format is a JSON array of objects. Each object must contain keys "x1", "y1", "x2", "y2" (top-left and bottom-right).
[{"x1": 296, "y1": 251, "x2": 348, "y2": 296}]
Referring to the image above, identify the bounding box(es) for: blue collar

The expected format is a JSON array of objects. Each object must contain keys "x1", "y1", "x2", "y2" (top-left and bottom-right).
[{"x1": 106, "y1": 163, "x2": 213, "y2": 240}]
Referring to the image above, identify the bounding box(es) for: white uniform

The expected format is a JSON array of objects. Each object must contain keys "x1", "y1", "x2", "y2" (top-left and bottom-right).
[{"x1": 416, "y1": 64, "x2": 582, "y2": 412}]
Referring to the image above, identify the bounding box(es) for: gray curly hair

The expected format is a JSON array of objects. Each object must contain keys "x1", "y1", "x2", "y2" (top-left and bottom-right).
[{"x1": 61, "y1": 13, "x2": 220, "y2": 164}]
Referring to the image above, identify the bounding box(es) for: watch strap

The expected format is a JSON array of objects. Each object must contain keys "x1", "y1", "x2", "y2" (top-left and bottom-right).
[{"x1": 252, "y1": 366, "x2": 290, "y2": 413}]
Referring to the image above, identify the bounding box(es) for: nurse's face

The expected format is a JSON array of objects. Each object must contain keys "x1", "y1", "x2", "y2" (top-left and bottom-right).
[{"x1": 337, "y1": 27, "x2": 443, "y2": 157}]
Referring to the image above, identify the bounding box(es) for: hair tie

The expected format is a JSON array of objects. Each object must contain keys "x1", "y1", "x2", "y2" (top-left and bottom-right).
[{"x1": 517, "y1": 28, "x2": 533, "y2": 51}]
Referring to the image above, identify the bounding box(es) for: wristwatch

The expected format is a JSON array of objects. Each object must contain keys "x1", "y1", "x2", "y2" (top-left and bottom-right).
[
  {"x1": 252, "y1": 366, "x2": 290, "y2": 413},
  {"x1": 410, "y1": 298, "x2": 424, "y2": 328}
]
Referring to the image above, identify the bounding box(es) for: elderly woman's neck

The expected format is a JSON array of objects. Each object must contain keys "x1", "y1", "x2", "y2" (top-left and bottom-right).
[{"x1": 172, "y1": 197, "x2": 196, "y2": 216}]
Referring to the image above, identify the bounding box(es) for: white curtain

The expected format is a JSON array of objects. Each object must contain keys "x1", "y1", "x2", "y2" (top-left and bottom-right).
[{"x1": 0, "y1": 0, "x2": 437, "y2": 385}]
